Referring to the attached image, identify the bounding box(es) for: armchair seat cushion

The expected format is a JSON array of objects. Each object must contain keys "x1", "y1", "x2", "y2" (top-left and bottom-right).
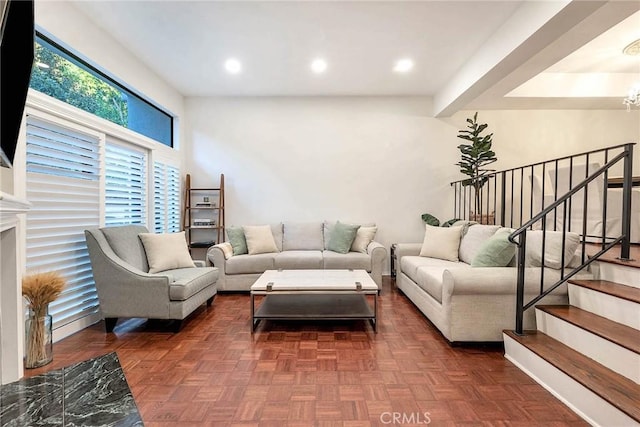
[{"x1": 167, "y1": 267, "x2": 220, "y2": 301}]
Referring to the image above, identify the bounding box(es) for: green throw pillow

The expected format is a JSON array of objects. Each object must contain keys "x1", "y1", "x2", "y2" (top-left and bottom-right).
[
  {"x1": 327, "y1": 221, "x2": 360, "y2": 254},
  {"x1": 471, "y1": 228, "x2": 516, "y2": 267},
  {"x1": 226, "y1": 226, "x2": 248, "y2": 255}
]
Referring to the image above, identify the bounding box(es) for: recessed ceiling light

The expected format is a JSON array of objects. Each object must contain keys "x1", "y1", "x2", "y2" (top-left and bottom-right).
[
  {"x1": 623, "y1": 39, "x2": 640, "y2": 56},
  {"x1": 224, "y1": 58, "x2": 242, "y2": 74},
  {"x1": 311, "y1": 58, "x2": 328, "y2": 74},
  {"x1": 393, "y1": 58, "x2": 414, "y2": 73}
]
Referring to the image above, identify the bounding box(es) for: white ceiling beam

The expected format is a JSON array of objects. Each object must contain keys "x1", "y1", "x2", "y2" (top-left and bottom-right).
[{"x1": 433, "y1": 0, "x2": 613, "y2": 117}]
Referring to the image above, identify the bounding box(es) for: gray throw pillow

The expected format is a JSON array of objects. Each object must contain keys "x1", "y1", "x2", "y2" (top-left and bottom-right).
[
  {"x1": 327, "y1": 221, "x2": 360, "y2": 254},
  {"x1": 226, "y1": 226, "x2": 248, "y2": 255}
]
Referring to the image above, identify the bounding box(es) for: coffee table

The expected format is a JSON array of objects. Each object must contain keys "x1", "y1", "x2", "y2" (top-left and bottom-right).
[{"x1": 250, "y1": 269, "x2": 379, "y2": 332}]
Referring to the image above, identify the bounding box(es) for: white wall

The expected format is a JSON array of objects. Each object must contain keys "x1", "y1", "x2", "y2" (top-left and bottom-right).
[
  {"x1": 186, "y1": 97, "x2": 460, "y2": 255},
  {"x1": 455, "y1": 110, "x2": 640, "y2": 174},
  {"x1": 185, "y1": 97, "x2": 640, "y2": 273}
]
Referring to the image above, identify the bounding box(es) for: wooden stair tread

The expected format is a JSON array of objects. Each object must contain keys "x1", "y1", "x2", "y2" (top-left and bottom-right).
[
  {"x1": 569, "y1": 279, "x2": 640, "y2": 304},
  {"x1": 537, "y1": 305, "x2": 640, "y2": 354},
  {"x1": 585, "y1": 243, "x2": 640, "y2": 269},
  {"x1": 504, "y1": 330, "x2": 640, "y2": 422}
]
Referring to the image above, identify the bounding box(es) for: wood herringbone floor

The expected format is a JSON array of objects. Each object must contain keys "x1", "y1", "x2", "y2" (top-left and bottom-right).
[{"x1": 24, "y1": 277, "x2": 588, "y2": 426}]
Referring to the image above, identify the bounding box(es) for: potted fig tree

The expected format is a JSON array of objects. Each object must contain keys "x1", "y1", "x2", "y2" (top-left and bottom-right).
[{"x1": 455, "y1": 112, "x2": 497, "y2": 224}]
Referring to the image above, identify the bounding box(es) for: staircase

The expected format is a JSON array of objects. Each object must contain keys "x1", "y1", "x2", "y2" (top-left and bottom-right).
[{"x1": 504, "y1": 250, "x2": 640, "y2": 426}]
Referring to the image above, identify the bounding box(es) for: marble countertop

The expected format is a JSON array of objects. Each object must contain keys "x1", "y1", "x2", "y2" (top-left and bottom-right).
[{"x1": 0, "y1": 352, "x2": 143, "y2": 426}]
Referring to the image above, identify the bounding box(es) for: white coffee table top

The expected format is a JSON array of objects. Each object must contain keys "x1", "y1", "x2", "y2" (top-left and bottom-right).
[{"x1": 250, "y1": 269, "x2": 378, "y2": 292}]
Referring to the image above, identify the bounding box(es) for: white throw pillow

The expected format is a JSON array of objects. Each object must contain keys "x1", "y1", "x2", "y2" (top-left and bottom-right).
[
  {"x1": 243, "y1": 225, "x2": 279, "y2": 255},
  {"x1": 138, "y1": 231, "x2": 196, "y2": 274},
  {"x1": 525, "y1": 230, "x2": 580, "y2": 269},
  {"x1": 350, "y1": 226, "x2": 378, "y2": 253},
  {"x1": 419, "y1": 224, "x2": 464, "y2": 262}
]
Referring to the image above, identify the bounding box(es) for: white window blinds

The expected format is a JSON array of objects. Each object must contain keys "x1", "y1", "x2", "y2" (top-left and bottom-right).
[
  {"x1": 25, "y1": 116, "x2": 101, "y2": 330},
  {"x1": 105, "y1": 141, "x2": 146, "y2": 226},
  {"x1": 154, "y1": 161, "x2": 181, "y2": 233}
]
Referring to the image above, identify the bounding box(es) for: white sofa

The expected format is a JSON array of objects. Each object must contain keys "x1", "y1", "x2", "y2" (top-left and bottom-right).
[
  {"x1": 395, "y1": 223, "x2": 594, "y2": 343},
  {"x1": 207, "y1": 221, "x2": 387, "y2": 291}
]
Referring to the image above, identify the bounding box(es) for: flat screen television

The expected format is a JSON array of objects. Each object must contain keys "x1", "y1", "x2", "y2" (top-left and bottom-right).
[{"x1": 0, "y1": 0, "x2": 34, "y2": 168}]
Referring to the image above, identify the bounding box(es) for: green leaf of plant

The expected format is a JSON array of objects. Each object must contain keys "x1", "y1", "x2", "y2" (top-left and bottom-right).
[{"x1": 421, "y1": 213, "x2": 440, "y2": 226}]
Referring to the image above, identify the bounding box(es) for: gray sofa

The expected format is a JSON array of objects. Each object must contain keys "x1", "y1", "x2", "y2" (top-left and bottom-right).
[
  {"x1": 206, "y1": 221, "x2": 386, "y2": 291},
  {"x1": 85, "y1": 225, "x2": 219, "y2": 332},
  {"x1": 396, "y1": 223, "x2": 594, "y2": 342}
]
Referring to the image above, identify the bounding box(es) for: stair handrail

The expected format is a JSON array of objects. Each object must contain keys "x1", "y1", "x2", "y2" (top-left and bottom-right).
[{"x1": 507, "y1": 144, "x2": 634, "y2": 334}]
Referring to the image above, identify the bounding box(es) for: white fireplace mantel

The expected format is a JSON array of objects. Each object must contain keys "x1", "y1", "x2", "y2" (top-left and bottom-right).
[{"x1": 1, "y1": 191, "x2": 31, "y2": 384}]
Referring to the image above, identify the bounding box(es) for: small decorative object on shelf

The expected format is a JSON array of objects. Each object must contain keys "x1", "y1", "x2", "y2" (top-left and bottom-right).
[{"x1": 22, "y1": 271, "x2": 65, "y2": 369}]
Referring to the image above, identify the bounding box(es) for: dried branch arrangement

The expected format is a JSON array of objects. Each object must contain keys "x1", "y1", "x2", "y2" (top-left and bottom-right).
[{"x1": 22, "y1": 271, "x2": 65, "y2": 368}]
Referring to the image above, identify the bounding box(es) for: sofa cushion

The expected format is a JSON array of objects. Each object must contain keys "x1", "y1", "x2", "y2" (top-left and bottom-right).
[
  {"x1": 351, "y1": 226, "x2": 378, "y2": 253},
  {"x1": 323, "y1": 250, "x2": 371, "y2": 271},
  {"x1": 226, "y1": 253, "x2": 276, "y2": 274},
  {"x1": 472, "y1": 228, "x2": 516, "y2": 267},
  {"x1": 283, "y1": 222, "x2": 324, "y2": 251},
  {"x1": 271, "y1": 223, "x2": 284, "y2": 252},
  {"x1": 400, "y1": 255, "x2": 462, "y2": 285},
  {"x1": 244, "y1": 225, "x2": 279, "y2": 255},
  {"x1": 227, "y1": 226, "x2": 248, "y2": 255},
  {"x1": 526, "y1": 230, "x2": 580, "y2": 269},
  {"x1": 166, "y1": 267, "x2": 219, "y2": 301},
  {"x1": 139, "y1": 231, "x2": 196, "y2": 274},
  {"x1": 327, "y1": 221, "x2": 360, "y2": 254},
  {"x1": 458, "y1": 224, "x2": 501, "y2": 264},
  {"x1": 101, "y1": 225, "x2": 149, "y2": 272},
  {"x1": 274, "y1": 250, "x2": 323, "y2": 269},
  {"x1": 414, "y1": 266, "x2": 450, "y2": 304},
  {"x1": 419, "y1": 224, "x2": 463, "y2": 262}
]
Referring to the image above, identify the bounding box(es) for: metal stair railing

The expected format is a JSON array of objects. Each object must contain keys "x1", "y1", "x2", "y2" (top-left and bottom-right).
[{"x1": 450, "y1": 142, "x2": 635, "y2": 335}]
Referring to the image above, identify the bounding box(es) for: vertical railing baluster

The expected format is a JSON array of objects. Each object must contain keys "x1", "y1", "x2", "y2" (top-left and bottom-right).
[
  {"x1": 553, "y1": 159, "x2": 559, "y2": 231},
  {"x1": 621, "y1": 144, "x2": 633, "y2": 260},
  {"x1": 602, "y1": 149, "x2": 609, "y2": 248},
  {"x1": 500, "y1": 171, "x2": 506, "y2": 227},
  {"x1": 510, "y1": 171, "x2": 514, "y2": 228},
  {"x1": 515, "y1": 231, "x2": 527, "y2": 335},
  {"x1": 581, "y1": 154, "x2": 589, "y2": 255}
]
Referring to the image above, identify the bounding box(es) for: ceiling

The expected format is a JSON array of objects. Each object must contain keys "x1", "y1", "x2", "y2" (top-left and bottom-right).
[{"x1": 69, "y1": 0, "x2": 640, "y2": 115}]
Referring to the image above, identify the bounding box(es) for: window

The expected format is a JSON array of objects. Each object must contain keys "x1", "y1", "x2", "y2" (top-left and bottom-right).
[
  {"x1": 154, "y1": 162, "x2": 181, "y2": 233},
  {"x1": 105, "y1": 141, "x2": 147, "y2": 226},
  {"x1": 30, "y1": 34, "x2": 173, "y2": 147},
  {"x1": 25, "y1": 116, "x2": 101, "y2": 332}
]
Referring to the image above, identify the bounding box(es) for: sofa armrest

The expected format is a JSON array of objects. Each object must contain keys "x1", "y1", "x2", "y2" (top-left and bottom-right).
[
  {"x1": 394, "y1": 243, "x2": 422, "y2": 263},
  {"x1": 367, "y1": 241, "x2": 386, "y2": 259},
  {"x1": 206, "y1": 244, "x2": 227, "y2": 273}
]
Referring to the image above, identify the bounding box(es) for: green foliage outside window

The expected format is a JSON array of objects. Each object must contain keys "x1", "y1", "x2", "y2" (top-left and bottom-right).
[{"x1": 30, "y1": 42, "x2": 128, "y2": 127}]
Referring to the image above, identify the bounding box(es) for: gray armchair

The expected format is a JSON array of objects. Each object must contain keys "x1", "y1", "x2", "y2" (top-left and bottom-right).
[{"x1": 84, "y1": 225, "x2": 218, "y2": 332}]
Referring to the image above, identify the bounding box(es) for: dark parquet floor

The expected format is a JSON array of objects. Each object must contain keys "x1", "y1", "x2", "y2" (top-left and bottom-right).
[{"x1": 24, "y1": 276, "x2": 588, "y2": 426}]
